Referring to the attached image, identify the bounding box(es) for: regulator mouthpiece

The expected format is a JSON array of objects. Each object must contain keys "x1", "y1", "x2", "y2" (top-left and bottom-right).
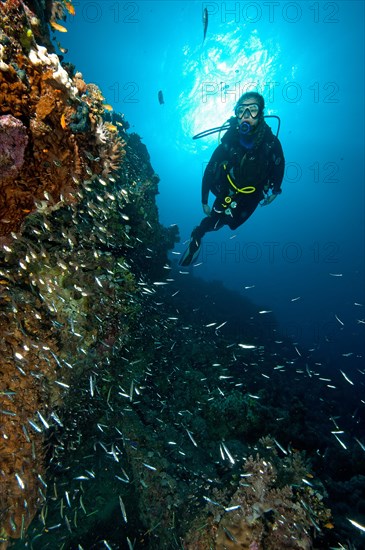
[{"x1": 240, "y1": 121, "x2": 251, "y2": 135}]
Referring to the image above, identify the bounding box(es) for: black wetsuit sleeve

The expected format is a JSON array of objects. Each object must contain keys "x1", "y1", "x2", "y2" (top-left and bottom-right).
[
  {"x1": 201, "y1": 144, "x2": 226, "y2": 204},
  {"x1": 269, "y1": 138, "x2": 285, "y2": 193}
]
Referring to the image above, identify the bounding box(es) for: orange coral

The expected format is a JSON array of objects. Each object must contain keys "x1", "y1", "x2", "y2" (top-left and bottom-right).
[
  {"x1": 0, "y1": 0, "x2": 124, "y2": 241},
  {"x1": 0, "y1": 0, "x2": 125, "y2": 544},
  {"x1": 0, "y1": 287, "x2": 61, "y2": 544}
]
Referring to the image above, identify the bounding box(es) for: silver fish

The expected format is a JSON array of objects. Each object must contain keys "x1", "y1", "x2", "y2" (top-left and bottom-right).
[{"x1": 202, "y1": 7, "x2": 208, "y2": 42}]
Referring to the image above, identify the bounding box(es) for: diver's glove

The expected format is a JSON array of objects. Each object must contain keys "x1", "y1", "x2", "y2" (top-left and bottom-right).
[{"x1": 202, "y1": 203, "x2": 211, "y2": 215}]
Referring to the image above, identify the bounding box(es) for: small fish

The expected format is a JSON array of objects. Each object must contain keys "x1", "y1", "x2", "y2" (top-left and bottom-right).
[
  {"x1": 119, "y1": 496, "x2": 128, "y2": 523},
  {"x1": 221, "y1": 442, "x2": 235, "y2": 464},
  {"x1": 54, "y1": 380, "x2": 70, "y2": 389},
  {"x1": 103, "y1": 104, "x2": 113, "y2": 111},
  {"x1": 111, "y1": 444, "x2": 119, "y2": 462},
  {"x1": 223, "y1": 526, "x2": 237, "y2": 542},
  {"x1": 225, "y1": 505, "x2": 241, "y2": 512},
  {"x1": 0, "y1": 409, "x2": 16, "y2": 416},
  {"x1": 105, "y1": 123, "x2": 118, "y2": 133},
  {"x1": 64, "y1": 1, "x2": 75, "y2": 15},
  {"x1": 28, "y1": 419, "x2": 42, "y2": 433},
  {"x1": 203, "y1": 496, "x2": 221, "y2": 507},
  {"x1": 202, "y1": 7, "x2": 208, "y2": 42},
  {"x1": 335, "y1": 313, "x2": 344, "y2": 326},
  {"x1": 37, "y1": 411, "x2": 50, "y2": 429},
  {"x1": 238, "y1": 343, "x2": 256, "y2": 349},
  {"x1": 57, "y1": 41, "x2": 68, "y2": 53},
  {"x1": 333, "y1": 433, "x2": 347, "y2": 450},
  {"x1": 15, "y1": 473, "x2": 25, "y2": 490},
  {"x1": 95, "y1": 276, "x2": 103, "y2": 288},
  {"x1": 294, "y1": 346, "x2": 302, "y2": 356},
  {"x1": 354, "y1": 437, "x2": 365, "y2": 451},
  {"x1": 273, "y1": 438, "x2": 288, "y2": 455},
  {"x1": 90, "y1": 375, "x2": 95, "y2": 397},
  {"x1": 60, "y1": 113, "x2": 67, "y2": 129},
  {"x1": 142, "y1": 462, "x2": 157, "y2": 471},
  {"x1": 348, "y1": 518, "x2": 365, "y2": 532},
  {"x1": 186, "y1": 429, "x2": 198, "y2": 447},
  {"x1": 158, "y1": 90, "x2": 164, "y2": 105},
  {"x1": 339, "y1": 370, "x2": 354, "y2": 385},
  {"x1": 80, "y1": 495, "x2": 87, "y2": 514},
  {"x1": 50, "y1": 21, "x2": 68, "y2": 32}
]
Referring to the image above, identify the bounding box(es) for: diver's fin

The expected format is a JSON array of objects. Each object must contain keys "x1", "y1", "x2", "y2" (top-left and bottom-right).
[{"x1": 179, "y1": 238, "x2": 201, "y2": 267}]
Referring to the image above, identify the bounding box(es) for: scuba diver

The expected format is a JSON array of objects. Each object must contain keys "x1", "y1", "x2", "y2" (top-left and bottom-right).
[{"x1": 179, "y1": 91, "x2": 285, "y2": 266}]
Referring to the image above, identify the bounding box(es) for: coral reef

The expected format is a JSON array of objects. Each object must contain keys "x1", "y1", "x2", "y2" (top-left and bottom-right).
[
  {"x1": 0, "y1": 115, "x2": 28, "y2": 179},
  {"x1": 0, "y1": 0, "x2": 124, "y2": 239},
  {"x1": 0, "y1": 284, "x2": 60, "y2": 543},
  {"x1": 183, "y1": 450, "x2": 331, "y2": 549},
  {"x1": 0, "y1": 0, "x2": 166, "y2": 544},
  {"x1": 0, "y1": 132, "x2": 174, "y2": 545}
]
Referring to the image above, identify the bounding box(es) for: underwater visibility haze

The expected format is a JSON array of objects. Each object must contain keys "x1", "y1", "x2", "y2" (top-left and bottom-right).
[{"x1": 0, "y1": 0, "x2": 364, "y2": 549}]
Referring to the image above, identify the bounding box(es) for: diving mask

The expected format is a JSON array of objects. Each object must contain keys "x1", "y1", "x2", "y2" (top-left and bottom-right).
[{"x1": 235, "y1": 103, "x2": 260, "y2": 119}]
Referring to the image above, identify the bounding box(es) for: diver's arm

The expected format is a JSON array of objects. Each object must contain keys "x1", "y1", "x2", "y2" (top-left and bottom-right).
[
  {"x1": 269, "y1": 138, "x2": 285, "y2": 194},
  {"x1": 261, "y1": 139, "x2": 285, "y2": 207},
  {"x1": 201, "y1": 144, "x2": 226, "y2": 206}
]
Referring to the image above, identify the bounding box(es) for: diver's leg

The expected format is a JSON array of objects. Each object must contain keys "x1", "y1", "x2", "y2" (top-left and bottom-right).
[
  {"x1": 179, "y1": 213, "x2": 225, "y2": 266},
  {"x1": 192, "y1": 213, "x2": 225, "y2": 240},
  {"x1": 228, "y1": 200, "x2": 260, "y2": 230}
]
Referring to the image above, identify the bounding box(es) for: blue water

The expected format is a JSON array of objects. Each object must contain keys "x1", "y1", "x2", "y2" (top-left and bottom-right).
[{"x1": 61, "y1": 0, "x2": 364, "y2": 360}]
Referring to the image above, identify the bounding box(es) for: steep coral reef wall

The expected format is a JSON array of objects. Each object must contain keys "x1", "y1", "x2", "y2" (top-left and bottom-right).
[
  {"x1": 0, "y1": 0, "x2": 124, "y2": 239},
  {"x1": 0, "y1": 0, "x2": 176, "y2": 545}
]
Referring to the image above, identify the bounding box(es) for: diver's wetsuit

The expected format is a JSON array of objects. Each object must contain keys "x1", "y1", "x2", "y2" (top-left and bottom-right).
[{"x1": 192, "y1": 120, "x2": 285, "y2": 241}]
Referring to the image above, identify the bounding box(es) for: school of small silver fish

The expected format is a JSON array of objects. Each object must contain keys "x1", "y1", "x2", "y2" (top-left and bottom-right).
[
  {"x1": 1, "y1": 138, "x2": 363, "y2": 548},
  {"x1": 0, "y1": 7, "x2": 364, "y2": 550}
]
